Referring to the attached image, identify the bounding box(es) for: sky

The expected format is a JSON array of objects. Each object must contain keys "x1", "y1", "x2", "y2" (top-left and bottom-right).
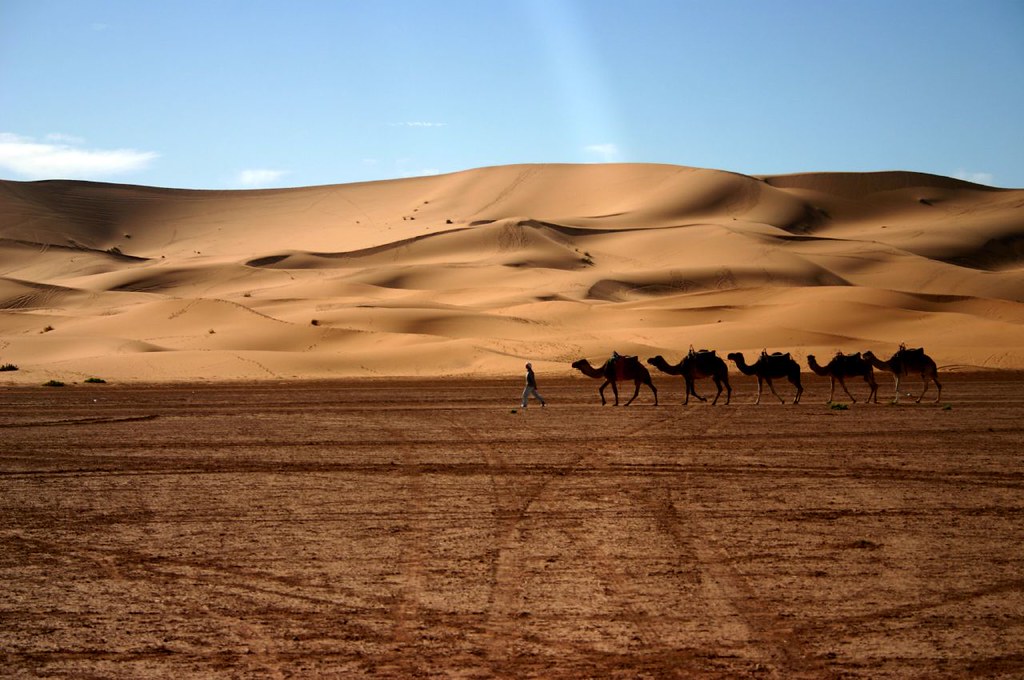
[{"x1": 1, "y1": 0, "x2": 1023, "y2": 189}]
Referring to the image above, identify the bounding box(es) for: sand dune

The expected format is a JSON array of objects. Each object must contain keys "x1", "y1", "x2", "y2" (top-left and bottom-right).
[{"x1": 1, "y1": 163, "x2": 1022, "y2": 382}]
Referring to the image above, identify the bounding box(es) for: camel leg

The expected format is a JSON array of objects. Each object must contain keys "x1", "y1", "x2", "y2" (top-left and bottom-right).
[
  {"x1": 710, "y1": 378, "x2": 722, "y2": 406},
  {"x1": 916, "y1": 374, "x2": 929, "y2": 404},
  {"x1": 723, "y1": 378, "x2": 732, "y2": 405},
  {"x1": 683, "y1": 376, "x2": 692, "y2": 405},
  {"x1": 933, "y1": 375, "x2": 942, "y2": 403},
  {"x1": 754, "y1": 378, "x2": 763, "y2": 405},
  {"x1": 647, "y1": 380, "x2": 658, "y2": 406},
  {"x1": 792, "y1": 378, "x2": 803, "y2": 405},
  {"x1": 838, "y1": 377, "x2": 856, "y2": 403},
  {"x1": 892, "y1": 375, "x2": 902, "y2": 403},
  {"x1": 610, "y1": 380, "x2": 620, "y2": 406},
  {"x1": 599, "y1": 380, "x2": 610, "y2": 406},
  {"x1": 691, "y1": 382, "x2": 706, "y2": 402},
  {"x1": 624, "y1": 379, "x2": 642, "y2": 406},
  {"x1": 765, "y1": 378, "x2": 785, "y2": 404},
  {"x1": 687, "y1": 376, "x2": 706, "y2": 405},
  {"x1": 866, "y1": 376, "x2": 878, "y2": 404},
  {"x1": 827, "y1": 378, "x2": 836, "y2": 403}
]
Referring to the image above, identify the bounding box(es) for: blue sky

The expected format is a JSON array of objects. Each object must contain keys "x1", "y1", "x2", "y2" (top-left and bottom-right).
[{"x1": 2, "y1": 0, "x2": 1022, "y2": 189}]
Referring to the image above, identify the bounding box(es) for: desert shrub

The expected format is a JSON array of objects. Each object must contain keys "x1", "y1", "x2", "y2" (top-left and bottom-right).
[
  {"x1": 43, "y1": 380, "x2": 65, "y2": 387},
  {"x1": 829, "y1": 402, "x2": 849, "y2": 411},
  {"x1": 0, "y1": 363, "x2": 18, "y2": 372},
  {"x1": 84, "y1": 377, "x2": 107, "y2": 384}
]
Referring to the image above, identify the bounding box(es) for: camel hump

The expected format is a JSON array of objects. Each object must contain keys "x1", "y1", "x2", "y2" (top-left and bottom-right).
[
  {"x1": 838, "y1": 353, "x2": 865, "y2": 371},
  {"x1": 763, "y1": 350, "x2": 791, "y2": 360},
  {"x1": 689, "y1": 347, "x2": 716, "y2": 358},
  {"x1": 838, "y1": 351, "x2": 862, "y2": 363},
  {"x1": 610, "y1": 355, "x2": 641, "y2": 380},
  {"x1": 900, "y1": 346, "x2": 925, "y2": 357}
]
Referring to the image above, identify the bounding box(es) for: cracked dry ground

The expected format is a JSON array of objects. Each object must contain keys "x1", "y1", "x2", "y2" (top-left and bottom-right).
[{"x1": 1, "y1": 374, "x2": 1022, "y2": 678}]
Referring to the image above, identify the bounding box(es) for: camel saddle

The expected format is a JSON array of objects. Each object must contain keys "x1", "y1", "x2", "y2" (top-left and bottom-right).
[
  {"x1": 898, "y1": 344, "x2": 925, "y2": 358},
  {"x1": 762, "y1": 350, "x2": 791, "y2": 360},
  {"x1": 611, "y1": 355, "x2": 638, "y2": 381},
  {"x1": 834, "y1": 351, "x2": 864, "y2": 371},
  {"x1": 688, "y1": 347, "x2": 716, "y2": 358}
]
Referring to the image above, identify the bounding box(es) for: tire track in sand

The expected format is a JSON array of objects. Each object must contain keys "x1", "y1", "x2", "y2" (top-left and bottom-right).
[
  {"x1": 641, "y1": 411, "x2": 833, "y2": 678},
  {"x1": 447, "y1": 407, "x2": 678, "y2": 671}
]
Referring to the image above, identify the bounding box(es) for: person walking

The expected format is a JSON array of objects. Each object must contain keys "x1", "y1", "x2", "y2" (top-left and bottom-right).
[{"x1": 521, "y1": 362, "x2": 546, "y2": 408}]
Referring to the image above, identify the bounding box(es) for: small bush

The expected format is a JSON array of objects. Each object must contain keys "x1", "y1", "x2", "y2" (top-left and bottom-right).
[
  {"x1": 0, "y1": 363, "x2": 18, "y2": 372},
  {"x1": 942, "y1": 403, "x2": 953, "y2": 411},
  {"x1": 829, "y1": 402, "x2": 849, "y2": 411},
  {"x1": 310, "y1": 319, "x2": 320, "y2": 326},
  {"x1": 42, "y1": 325, "x2": 54, "y2": 333},
  {"x1": 84, "y1": 377, "x2": 107, "y2": 384},
  {"x1": 43, "y1": 380, "x2": 65, "y2": 387}
]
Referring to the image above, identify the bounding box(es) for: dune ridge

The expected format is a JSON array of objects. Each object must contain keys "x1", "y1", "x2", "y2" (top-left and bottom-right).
[{"x1": 1, "y1": 163, "x2": 1022, "y2": 382}]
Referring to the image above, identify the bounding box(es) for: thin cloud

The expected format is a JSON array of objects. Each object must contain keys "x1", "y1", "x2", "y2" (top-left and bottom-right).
[
  {"x1": 584, "y1": 143, "x2": 620, "y2": 162},
  {"x1": 45, "y1": 132, "x2": 85, "y2": 145},
  {"x1": 400, "y1": 168, "x2": 441, "y2": 178},
  {"x1": 954, "y1": 170, "x2": 995, "y2": 186},
  {"x1": 0, "y1": 132, "x2": 157, "y2": 180},
  {"x1": 388, "y1": 122, "x2": 447, "y2": 128},
  {"x1": 236, "y1": 168, "x2": 288, "y2": 188}
]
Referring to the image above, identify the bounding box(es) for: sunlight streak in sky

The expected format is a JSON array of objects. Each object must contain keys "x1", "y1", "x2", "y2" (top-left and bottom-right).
[{"x1": 524, "y1": 0, "x2": 624, "y2": 163}]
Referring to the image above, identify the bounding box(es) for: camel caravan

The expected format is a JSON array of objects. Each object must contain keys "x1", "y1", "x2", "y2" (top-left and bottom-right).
[{"x1": 571, "y1": 344, "x2": 941, "y2": 406}]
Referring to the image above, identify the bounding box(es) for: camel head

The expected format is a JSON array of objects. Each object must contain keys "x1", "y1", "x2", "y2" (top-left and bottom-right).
[
  {"x1": 572, "y1": 359, "x2": 601, "y2": 375},
  {"x1": 861, "y1": 350, "x2": 892, "y2": 370},
  {"x1": 647, "y1": 355, "x2": 668, "y2": 368},
  {"x1": 806, "y1": 354, "x2": 829, "y2": 375}
]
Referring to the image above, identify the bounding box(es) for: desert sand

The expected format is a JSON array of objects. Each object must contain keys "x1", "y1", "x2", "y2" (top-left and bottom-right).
[
  {"x1": 1, "y1": 163, "x2": 1023, "y2": 382},
  {"x1": 2, "y1": 375, "x2": 1023, "y2": 677},
  {"x1": 2, "y1": 166, "x2": 1023, "y2": 677}
]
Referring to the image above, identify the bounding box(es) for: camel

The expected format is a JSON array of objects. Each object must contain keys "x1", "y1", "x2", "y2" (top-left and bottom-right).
[
  {"x1": 863, "y1": 345, "x2": 942, "y2": 403},
  {"x1": 806, "y1": 351, "x2": 878, "y2": 404},
  {"x1": 647, "y1": 349, "x2": 731, "y2": 405},
  {"x1": 571, "y1": 355, "x2": 658, "y2": 406},
  {"x1": 726, "y1": 350, "x2": 803, "y2": 404}
]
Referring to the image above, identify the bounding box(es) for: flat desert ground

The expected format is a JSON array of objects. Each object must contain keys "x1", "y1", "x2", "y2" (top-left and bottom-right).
[
  {"x1": 1, "y1": 374, "x2": 1023, "y2": 678},
  {"x1": 1, "y1": 164, "x2": 1023, "y2": 677}
]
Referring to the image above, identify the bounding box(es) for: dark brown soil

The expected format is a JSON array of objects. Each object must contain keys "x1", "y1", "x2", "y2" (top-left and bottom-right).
[{"x1": 1, "y1": 373, "x2": 1022, "y2": 678}]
